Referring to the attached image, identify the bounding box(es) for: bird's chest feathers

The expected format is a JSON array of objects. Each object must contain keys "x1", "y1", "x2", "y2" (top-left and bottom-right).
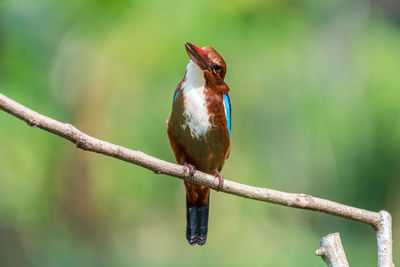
[{"x1": 181, "y1": 61, "x2": 211, "y2": 139}]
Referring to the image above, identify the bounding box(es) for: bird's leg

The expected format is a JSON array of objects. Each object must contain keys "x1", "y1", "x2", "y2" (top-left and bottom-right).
[
  {"x1": 184, "y1": 163, "x2": 196, "y2": 177},
  {"x1": 214, "y1": 170, "x2": 224, "y2": 191}
]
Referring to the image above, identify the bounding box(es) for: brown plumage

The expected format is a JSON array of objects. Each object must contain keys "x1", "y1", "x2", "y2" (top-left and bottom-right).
[{"x1": 167, "y1": 43, "x2": 231, "y2": 245}]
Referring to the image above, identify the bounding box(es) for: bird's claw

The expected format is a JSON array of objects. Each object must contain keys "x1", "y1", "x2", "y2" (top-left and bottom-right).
[
  {"x1": 214, "y1": 170, "x2": 224, "y2": 191},
  {"x1": 184, "y1": 163, "x2": 196, "y2": 177}
]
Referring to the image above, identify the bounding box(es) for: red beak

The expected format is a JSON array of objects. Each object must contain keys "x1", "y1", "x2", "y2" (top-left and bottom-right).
[{"x1": 185, "y1": 42, "x2": 210, "y2": 70}]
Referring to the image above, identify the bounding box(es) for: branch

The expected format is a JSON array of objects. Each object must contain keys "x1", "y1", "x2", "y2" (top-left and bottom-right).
[
  {"x1": 316, "y1": 233, "x2": 349, "y2": 267},
  {"x1": 377, "y1": 211, "x2": 394, "y2": 267},
  {"x1": 0, "y1": 93, "x2": 394, "y2": 266}
]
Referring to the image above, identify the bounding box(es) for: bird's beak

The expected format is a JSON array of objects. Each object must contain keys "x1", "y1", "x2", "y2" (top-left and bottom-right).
[{"x1": 185, "y1": 42, "x2": 210, "y2": 70}]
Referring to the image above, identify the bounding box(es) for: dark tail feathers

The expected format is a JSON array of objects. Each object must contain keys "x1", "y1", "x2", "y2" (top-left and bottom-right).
[{"x1": 186, "y1": 196, "x2": 209, "y2": 246}]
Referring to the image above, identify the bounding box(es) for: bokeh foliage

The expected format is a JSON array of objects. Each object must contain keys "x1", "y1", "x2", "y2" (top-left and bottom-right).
[{"x1": 0, "y1": 0, "x2": 399, "y2": 266}]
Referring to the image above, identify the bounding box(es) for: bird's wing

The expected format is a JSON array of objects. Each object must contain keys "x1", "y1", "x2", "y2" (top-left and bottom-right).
[
  {"x1": 173, "y1": 89, "x2": 179, "y2": 102},
  {"x1": 172, "y1": 82, "x2": 182, "y2": 103},
  {"x1": 223, "y1": 94, "x2": 231, "y2": 138}
]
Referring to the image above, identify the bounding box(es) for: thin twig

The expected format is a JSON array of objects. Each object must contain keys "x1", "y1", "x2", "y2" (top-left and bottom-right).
[
  {"x1": 316, "y1": 233, "x2": 349, "y2": 267},
  {"x1": 0, "y1": 93, "x2": 394, "y2": 266}
]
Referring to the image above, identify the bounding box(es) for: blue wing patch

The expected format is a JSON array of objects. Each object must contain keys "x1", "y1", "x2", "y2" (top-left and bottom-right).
[
  {"x1": 173, "y1": 90, "x2": 179, "y2": 102},
  {"x1": 223, "y1": 94, "x2": 231, "y2": 138}
]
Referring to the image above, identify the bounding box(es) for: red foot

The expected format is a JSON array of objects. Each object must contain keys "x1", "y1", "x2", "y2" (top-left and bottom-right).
[
  {"x1": 184, "y1": 163, "x2": 196, "y2": 177},
  {"x1": 214, "y1": 170, "x2": 224, "y2": 191}
]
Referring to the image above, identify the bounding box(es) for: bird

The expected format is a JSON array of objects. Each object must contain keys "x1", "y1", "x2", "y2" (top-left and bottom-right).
[{"x1": 167, "y1": 42, "x2": 231, "y2": 246}]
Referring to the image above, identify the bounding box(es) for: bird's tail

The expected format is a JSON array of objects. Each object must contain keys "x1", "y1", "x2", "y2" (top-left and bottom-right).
[{"x1": 186, "y1": 196, "x2": 209, "y2": 246}]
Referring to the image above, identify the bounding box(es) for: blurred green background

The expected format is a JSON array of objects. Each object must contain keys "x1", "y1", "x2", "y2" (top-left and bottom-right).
[{"x1": 0, "y1": 0, "x2": 399, "y2": 266}]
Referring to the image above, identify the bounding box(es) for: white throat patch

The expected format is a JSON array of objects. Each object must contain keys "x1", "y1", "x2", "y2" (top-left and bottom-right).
[{"x1": 181, "y1": 60, "x2": 211, "y2": 139}]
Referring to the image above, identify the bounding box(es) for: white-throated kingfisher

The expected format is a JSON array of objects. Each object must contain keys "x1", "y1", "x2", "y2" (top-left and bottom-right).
[{"x1": 167, "y1": 42, "x2": 231, "y2": 246}]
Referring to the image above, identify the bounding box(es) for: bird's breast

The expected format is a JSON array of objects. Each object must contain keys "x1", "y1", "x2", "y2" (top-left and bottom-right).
[{"x1": 181, "y1": 84, "x2": 211, "y2": 139}]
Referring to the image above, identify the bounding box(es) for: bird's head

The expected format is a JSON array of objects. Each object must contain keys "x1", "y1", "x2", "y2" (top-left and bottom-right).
[{"x1": 185, "y1": 42, "x2": 227, "y2": 84}]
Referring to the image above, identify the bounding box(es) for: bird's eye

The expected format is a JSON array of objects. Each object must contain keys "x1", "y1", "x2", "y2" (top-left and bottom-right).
[{"x1": 213, "y1": 65, "x2": 221, "y2": 72}]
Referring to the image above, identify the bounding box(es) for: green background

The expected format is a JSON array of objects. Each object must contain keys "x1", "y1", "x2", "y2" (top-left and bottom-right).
[{"x1": 0, "y1": 0, "x2": 399, "y2": 266}]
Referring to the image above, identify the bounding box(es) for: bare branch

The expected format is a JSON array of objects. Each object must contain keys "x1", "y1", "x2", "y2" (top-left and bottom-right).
[
  {"x1": 0, "y1": 93, "x2": 395, "y2": 266},
  {"x1": 377, "y1": 211, "x2": 395, "y2": 267},
  {"x1": 316, "y1": 233, "x2": 349, "y2": 267}
]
